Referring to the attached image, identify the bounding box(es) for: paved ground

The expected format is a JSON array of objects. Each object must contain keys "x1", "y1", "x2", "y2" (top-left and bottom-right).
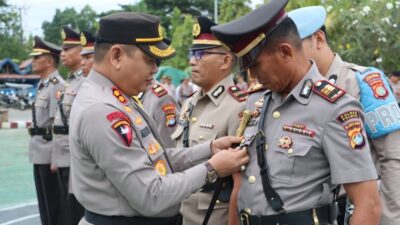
[
  {"x1": 0, "y1": 107, "x2": 31, "y2": 122},
  {"x1": 0, "y1": 128, "x2": 41, "y2": 225}
]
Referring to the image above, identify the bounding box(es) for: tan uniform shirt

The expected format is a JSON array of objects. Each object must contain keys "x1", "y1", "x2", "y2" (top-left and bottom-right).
[
  {"x1": 52, "y1": 70, "x2": 84, "y2": 167},
  {"x1": 239, "y1": 63, "x2": 377, "y2": 218},
  {"x1": 69, "y1": 70, "x2": 211, "y2": 217},
  {"x1": 29, "y1": 70, "x2": 65, "y2": 164},
  {"x1": 172, "y1": 75, "x2": 247, "y2": 225},
  {"x1": 326, "y1": 54, "x2": 400, "y2": 225},
  {"x1": 138, "y1": 80, "x2": 180, "y2": 148}
]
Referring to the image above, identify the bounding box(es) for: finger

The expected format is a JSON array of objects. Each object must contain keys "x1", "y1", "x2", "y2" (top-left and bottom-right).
[{"x1": 227, "y1": 136, "x2": 242, "y2": 144}]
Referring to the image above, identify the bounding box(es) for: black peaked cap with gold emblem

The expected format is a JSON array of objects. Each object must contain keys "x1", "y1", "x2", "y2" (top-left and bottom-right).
[
  {"x1": 80, "y1": 30, "x2": 95, "y2": 55},
  {"x1": 97, "y1": 12, "x2": 176, "y2": 60},
  {"x1": 211, "y1": 0, "x2": 288, "y2": 57},
  {"x1": 30, "y1": 36, "x2": 61, "y2": 57},
  {"x1": 191, "y1": 16, "x2": 221, "y2": 50},
  {"x1": 61, "y1": 26, "x2": 81, "y2": 48}
]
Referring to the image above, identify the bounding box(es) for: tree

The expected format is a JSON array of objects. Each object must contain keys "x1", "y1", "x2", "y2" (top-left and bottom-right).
[
  {"x1": 219, "y1": 0, "x2": 251, "y2": 23},
  {"x1": 0, "y1": 1, "x2": 30, "y2": 60},
  {"x1": 42, "y1": 5, "x2": 98, "y2": 45}
]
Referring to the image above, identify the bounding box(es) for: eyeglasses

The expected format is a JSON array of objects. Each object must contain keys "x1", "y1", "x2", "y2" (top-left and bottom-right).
[{"x1": 189, "y1": 50, "x2": 227, "y2": 60}]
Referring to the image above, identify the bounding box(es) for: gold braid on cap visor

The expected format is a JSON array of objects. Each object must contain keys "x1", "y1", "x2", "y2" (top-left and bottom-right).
[{"x1": 149, "y1": 45, "x2": 176, "y2": 57}]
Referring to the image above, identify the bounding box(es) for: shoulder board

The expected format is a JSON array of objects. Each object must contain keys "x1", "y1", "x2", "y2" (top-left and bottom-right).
[
  {"x1": 50, "y1": 77, "x2": 59, "y2": 84},
  {"x1": 228, "y1": 86, "x2": 248, "y2": 102},
  {"x1": 244, "y1": 83, "x2": 264, "y2": 95},
  {"x1": 312, "y1": 80, "x2": 346, "y2": 103},
  {"x1": 150, "y1": 84, "x2": 167, "y2": 97},
  {"x1": 346, "y1": 63, "x2": 366, "y2": 72}
]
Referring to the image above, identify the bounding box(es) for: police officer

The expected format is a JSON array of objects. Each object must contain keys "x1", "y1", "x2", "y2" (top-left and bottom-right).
[
  {"x1": 288, "y1": 7, "x2": 400, "y2": 225},
  {"x1": 170, "y1": 16, "x2": 247, "y2": 225},
  {"x1": 68, "y1": 12, "x2": 249, "y2": 225},
  {"x1": 52, "y1": 26, "x2": 85, "y2": 224},
  {"x1": 136, "y1": 78, "x2": 180, "y2": 148},
  {"x1": 29, "y1": 36, "x2": 65, "y2": 225},
  {"x1": 211, "y1": 0, "x2": 381, "y2": 224},
  {"x1": 80, "y1": 30, "x2": 95, "y2": 76}
]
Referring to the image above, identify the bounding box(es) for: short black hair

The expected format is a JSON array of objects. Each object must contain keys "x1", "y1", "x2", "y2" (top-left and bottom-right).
[
  {"x1": 263, "y1": 17, "x2": 303, "y2": 52},
  {"x1": 41, "y1": 54, "x2": 59, "y2": 67},
  {"x1": 94, "y1": 42, "x2": 137, "y2": 63}
]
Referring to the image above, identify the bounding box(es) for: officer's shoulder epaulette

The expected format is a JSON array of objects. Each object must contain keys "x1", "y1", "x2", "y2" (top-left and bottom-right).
[
  {"x1": 346, "y1": 62, "x2": 366, "y2": 73},
  {"x1": 228, "y1": 86, "x2": 247, "y2": 102},
  {"x1": 50, "y1": 77, "x2": 59, "y2": 84},
  {"x1": 312, "y1": 80, "x2": 346, "y2": 103},
  {"x1": 150, "y1": 84, "x2": 168, "y2": 97},
  {"x1": 244, "y1": 83, "x2": 264, "y2": 95}
]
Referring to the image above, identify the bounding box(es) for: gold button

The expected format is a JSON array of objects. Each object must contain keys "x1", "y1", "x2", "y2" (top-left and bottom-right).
[
  {"x1": 216, "y1": 200, "x2": 221, "y2": 204},
  {"x1": 199, "y1": 135, "x2": 204, "y2": 140},
  {"x1": 265, "y1": 144, "x2": 268, "y2": 151},
  {"x1": 272, "y1": 111, "x2": 280, "y2": 119},
  {"x1": 248, "y1": 176, "x2": 256, "y2": 184},
  {"x1": 191, "y1": 117, "x2": 197, "y2": 123},
  {"x1": 245, "y1": 208, "x2": 252, "y2": 214},
  {"x1": 288, "y1": 148, "x2": 293, "y2": 154}
]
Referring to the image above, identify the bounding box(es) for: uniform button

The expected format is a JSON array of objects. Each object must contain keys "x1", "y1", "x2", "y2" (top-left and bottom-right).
[
  {"x1": 288, "y1": 148, "x2": 293, "y2": 154},
  {"x1": 272, "y1": 111, "x2": 280, "y2": 119},
  {"x1": 248, "y1": 176, "x2": 256, "y2": 184},
  {"x1": 265, "y1": 144, "x2": 268, "y2": 151},
  {"x1": 191, "y1": 117, "x2": 197, "y2": 123},
  {"x1": 216, "y1": 200, "x2": 221, "y2": 204},
  {"x1": 199, "y1": 135, "x2": 204, "y2": 140},
  {"x1": 245, "y1": 208, "x2": 252, "y2": 214}
]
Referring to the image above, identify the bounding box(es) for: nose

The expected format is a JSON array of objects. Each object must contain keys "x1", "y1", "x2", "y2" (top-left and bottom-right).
[{"x1": 189, "y1": 55, "x2": 197, "y2": 66}]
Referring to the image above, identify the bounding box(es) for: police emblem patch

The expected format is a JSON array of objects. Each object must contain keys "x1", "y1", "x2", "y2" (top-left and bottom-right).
[
  {"x1": 154, "y1": 160, "x2": 167, "y2": 176},
  {"x1": 162, "y1": 104, "x2": 177, "y2": 127},
  {"x1": 343, "y1": 121, "x2": 365, "y2": 149},
  {"x1": 279, "y1": 136, "x2": 293, "y2": 149},
  {"x1": 112, "y1": 120, "x2": 133, "y2": 147},
  {"x1": 363, "y1": 73, "x2": 389, "y2": 99}
]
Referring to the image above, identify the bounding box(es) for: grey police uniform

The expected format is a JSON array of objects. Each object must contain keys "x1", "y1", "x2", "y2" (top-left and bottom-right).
[
  {"x1": 69, "y1": 70, "x2": 212, "y2": 224},
  {"x1": 238, "y1": 63, "x2": 378, "y2": 224},
  {"x1": 52, "y1": 70, "x2": 84, "y2": 167},
  {"x1": 172, "y1": 75, "x2": 247, "y2": 225},
  {"x1": 137, "y1": 80, "x2": 180, "y2": 148},
  {"x1": 29, "y1": 70, "x2": 65, "y2": 163},
  {"x1": 326, "y1": 54, "x2": 400, "y2": 225}
]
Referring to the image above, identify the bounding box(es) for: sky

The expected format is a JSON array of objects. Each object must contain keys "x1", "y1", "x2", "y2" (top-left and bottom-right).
[{"x1": 8, "y1": 0, "x2": 264, "y2": 38}]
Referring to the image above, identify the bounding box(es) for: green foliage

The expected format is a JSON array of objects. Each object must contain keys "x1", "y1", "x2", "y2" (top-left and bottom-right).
[
  {"x1": 42, "y1": 5, "x2": 98, "y2": 45},
  {"x1": 219, "y1": 0, "x2": 251, "y2": 23},
  {"x1": 0, "y1": 2, "x2": 30, "y2": 60}
]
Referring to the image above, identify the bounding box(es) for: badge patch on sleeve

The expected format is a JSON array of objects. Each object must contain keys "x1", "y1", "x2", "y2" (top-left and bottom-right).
[
  {"x1": 344, "y1": 121, "x2": 366, "y2": 149},
  {"x1": 363, "y1": 73, "x2": 389, "y2": 99},
  {"x1": 337, "y1": 110, "x2": 361, "y2": 123},
  {"x1": 112, "y1": 120, "x2": 133, "y2": 147},
  {"x1": 162, "y1": 104, "x2": 176, "y2": 127}
]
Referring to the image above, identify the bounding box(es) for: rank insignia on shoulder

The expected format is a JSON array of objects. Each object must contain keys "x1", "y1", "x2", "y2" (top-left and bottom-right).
[
  {"x1": 312, "y1": 80, "x2": 346, "y2": 103},
  {"x1": 362, "y1": 72, "x2": 389, "y2": 99},
  {"x1": 111, "y1": 120, "x2": 133, "y2": 147},
  {"x1": 50, "y1": 77, "x2": 59, "y2": 84},
  {"x1": 112, "y1": 87, "x2": 128, "y2": 104},
  {"x1": 151, "y1": 84, "x2": 168, "y2": 97},
  {"x1": 212, "y1": 85, "x2": 225, "y2": 99},
  {"x1": 337, "y1": 110, "x2": 361, "y2": 124},
  {"x1": 343, "y1": 121, "x2": 366, "y2": 149},
  {"x1": 162, "y1": 104, "x2": 177, "y2": 127},
  {"x1": 228, "y1": 86, "x2": 247, "y2": 102},
  {"x1": 154, "y1": 159, "x2": 167, "y2": 176}
]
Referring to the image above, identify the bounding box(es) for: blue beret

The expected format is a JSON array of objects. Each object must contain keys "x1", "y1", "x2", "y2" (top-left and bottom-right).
[{"x1": 288, "y1": 6, "x2": 326, "y2": 39}]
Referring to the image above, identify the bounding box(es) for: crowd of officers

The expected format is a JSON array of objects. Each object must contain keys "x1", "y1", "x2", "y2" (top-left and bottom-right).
[{"x1": 27, "y1": 0, "x2": 400, "y2": 225}]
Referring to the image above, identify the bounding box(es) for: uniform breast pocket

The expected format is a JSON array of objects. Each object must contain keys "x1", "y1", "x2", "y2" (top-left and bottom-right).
[
  {"x1": 190, "y1": 130, "x2": 218, "y2": 145},
  {"x1": 36, "y1": 97, "x2": 49, "y2": 108},
  {"x1": 268, "y1": 140, "x2": 312, "y2": 184}
]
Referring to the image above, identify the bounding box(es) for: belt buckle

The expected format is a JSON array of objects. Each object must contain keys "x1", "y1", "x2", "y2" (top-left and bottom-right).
[
  {"x1": 312, "y1": 208, "x2": 320, "y2": 225},
  {"x1": 240, "y1": 211, "x2": 250, "y2": 225}
]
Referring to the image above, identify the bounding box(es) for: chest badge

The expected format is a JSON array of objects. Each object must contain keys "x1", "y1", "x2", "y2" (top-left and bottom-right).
[
  {"x1": 279, "y1": 136, "x2": 293, "y2": 154},
  {"x1": 255, "y1": 97, "x2": 264, "y2": 108}
]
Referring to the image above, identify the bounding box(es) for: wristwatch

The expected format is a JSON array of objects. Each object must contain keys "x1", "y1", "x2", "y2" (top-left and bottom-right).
[{"x1": 204, "y1": 161, "x2": 218, "y2": 184}]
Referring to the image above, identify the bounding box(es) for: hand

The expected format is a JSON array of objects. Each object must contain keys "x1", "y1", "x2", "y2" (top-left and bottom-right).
[
  {"x1": 50, "y1": 164, "x2": 58, "y2": 173},
  {"x1": 211, "y1": 136, "x2": 243, "y2": 155},
  {"x1": 208, "y1": 147, "x2": 249, "y2": 177}
]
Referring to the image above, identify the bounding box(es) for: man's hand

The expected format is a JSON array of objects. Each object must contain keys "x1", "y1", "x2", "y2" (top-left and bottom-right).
[
  {"x1": 208, "y1": 147, "x2": 249, "y2": 177},
  {"x1": 50, "y1": 164, "x2": 58, "y2": 173},
  {"x1": 211, "y1": 136, "x2": 243, "y2": 155}
]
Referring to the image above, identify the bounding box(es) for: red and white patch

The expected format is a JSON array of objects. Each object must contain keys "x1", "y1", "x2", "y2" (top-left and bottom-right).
[
  {"x1": 112, "y1": 120, "x2": 133, "y2": 147},
  {"x1": 106, "y1": 111, "x2": 127, "y2": 122}
]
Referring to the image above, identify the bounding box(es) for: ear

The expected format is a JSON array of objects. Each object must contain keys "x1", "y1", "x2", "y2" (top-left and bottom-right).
[
  {"x1": 315, "y1": 30, "x2": 327, "y2": 49},
  {"x1": 109, "y1": 45, "x2": 123, "y2": 70},
  {"x1": 220, "y1": 53, "x2": 232, "y2": 70},
  {"x1": 278, "y1": 43, "x2": 293, "y2": 63}
]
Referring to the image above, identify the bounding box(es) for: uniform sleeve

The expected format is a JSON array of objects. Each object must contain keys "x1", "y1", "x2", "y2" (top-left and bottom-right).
[
  {"x1": 155, "y1": 95, "x2": 181, "y2": 148},
  {"x1": 49, "y1": 83, "x2": 64, "y2": 118},
  {"x1": 322, "y1": 97, "x2": 378, "y2": 185},
  {"x1": 80, "y1": 103, "x2": 207, "y2": 216},
  {"x1": 166, "y1": 141, "x2": 212, "y2": 172}
]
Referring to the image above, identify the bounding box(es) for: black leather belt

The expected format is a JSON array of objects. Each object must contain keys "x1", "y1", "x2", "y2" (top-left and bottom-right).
[
  {"x1": 240, "y1": 204, "x2": 335, "y2": 225},
  {"x1": 28, "y1": 127, "x2": 51, "y2": 136},
  {"x1": 85, "y1": 210, "x2": 181, "y2": 225},
  {"x1": 53, "y1": 125, "x2": 69, "y2": 135}
]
